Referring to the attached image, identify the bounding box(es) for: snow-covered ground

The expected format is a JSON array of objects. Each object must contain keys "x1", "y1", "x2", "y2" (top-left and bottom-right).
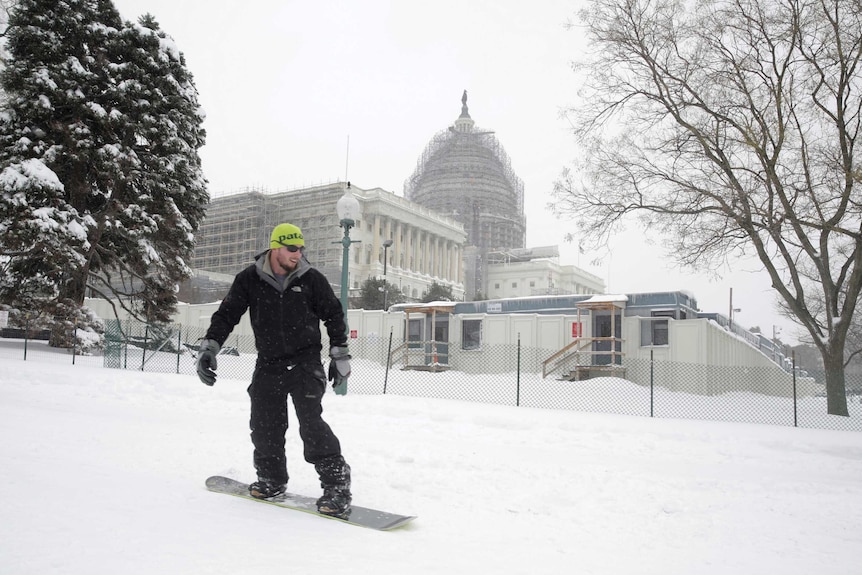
[{"x1": 2, "y1": 346, "x2": 861, "y2": 574}]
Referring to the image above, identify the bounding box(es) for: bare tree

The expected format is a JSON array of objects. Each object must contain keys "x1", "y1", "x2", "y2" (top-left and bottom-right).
[{"x1": 552, "y1": 0, "x2": 862, "y2": 415}]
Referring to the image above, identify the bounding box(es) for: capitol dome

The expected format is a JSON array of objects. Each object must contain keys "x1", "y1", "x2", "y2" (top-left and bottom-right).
[
  {"x1": 403, "y1": 91, "x2": 527, "y2": 298},
  {"x1": 404, "y1": 91, "x2": 526, "y2": 250}
]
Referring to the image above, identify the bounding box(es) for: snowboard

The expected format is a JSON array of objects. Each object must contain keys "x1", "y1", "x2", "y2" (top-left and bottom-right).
[{"x1": 205, "y1": 475, "x2": 416, "y2": 531}]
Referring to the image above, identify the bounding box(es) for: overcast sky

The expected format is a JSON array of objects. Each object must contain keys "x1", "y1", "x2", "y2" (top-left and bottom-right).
[{"x1": 111, "y1": 0, "x2": 799, "y2": 343}]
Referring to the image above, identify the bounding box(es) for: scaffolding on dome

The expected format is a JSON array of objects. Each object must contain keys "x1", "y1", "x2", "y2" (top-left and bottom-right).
[
  {"x1": 403, "y1": 126, "x2": 525, "y2": 218},
  {"x1": 402, "y1": 101, "x2": 528, "y2": 300}
]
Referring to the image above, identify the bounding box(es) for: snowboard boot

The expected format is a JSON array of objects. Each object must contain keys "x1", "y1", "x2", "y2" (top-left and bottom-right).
[
  {"x1": 315, "y1": 455, "x2": 352, "y2": 516},
  {"x1": 317, "y1": 485, "x2": 352, "y2": 517},
  {"x1": 248, "y1": 479, "x2": 286, "y2": 499}
]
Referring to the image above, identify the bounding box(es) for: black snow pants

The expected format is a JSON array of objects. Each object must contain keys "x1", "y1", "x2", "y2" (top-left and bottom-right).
[{"x1": 247, "y1": 360, "x2": 350, "y2": 489}]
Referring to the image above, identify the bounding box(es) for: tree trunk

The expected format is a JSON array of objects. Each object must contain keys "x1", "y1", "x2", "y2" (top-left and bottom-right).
[
  {"x1": 48, "y1": 269, "x2": 89, "y2": 349},
  {"x1": 822, "y1": 348, "x2": 850, "y2": 417}
]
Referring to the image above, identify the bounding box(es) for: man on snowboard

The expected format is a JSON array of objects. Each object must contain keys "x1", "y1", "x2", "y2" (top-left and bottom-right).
[{"x1": 195, "y1": 223, "x2": 352, "y2": 517}]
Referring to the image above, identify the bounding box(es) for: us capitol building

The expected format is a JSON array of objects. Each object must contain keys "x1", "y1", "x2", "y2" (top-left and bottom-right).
[{"x1": 184, "y1": 93, "x2": 604, "y2": 306}]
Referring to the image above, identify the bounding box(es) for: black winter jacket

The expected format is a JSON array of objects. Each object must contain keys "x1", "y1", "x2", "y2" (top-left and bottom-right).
[{"x1": 204, "y1": 251, "x2": 347, "y2": 364}]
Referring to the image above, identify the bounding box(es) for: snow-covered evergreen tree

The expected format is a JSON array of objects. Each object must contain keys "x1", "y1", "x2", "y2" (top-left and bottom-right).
[{"x1": 0, "y1": 0, "x2": 207, "y2": 344}]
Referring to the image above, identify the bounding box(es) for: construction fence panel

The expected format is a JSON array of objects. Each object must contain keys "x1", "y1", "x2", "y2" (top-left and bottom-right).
[{"x1": 2, "y1": 328, "x2": 860, "y2": 433}]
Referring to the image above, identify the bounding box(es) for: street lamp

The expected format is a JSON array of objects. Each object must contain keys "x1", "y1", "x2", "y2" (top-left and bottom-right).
[
  {"x1": 729, "y1": 307, "x2": 741, "y2": 330},
  {"x1": 728, "y1": 287, "x2": 741, "y2": 330},
  {"x1": 333, "y1": 181, "x2": 361, "y2": 395},
  {"x1": 382, "y1": 239, "x2": 393, "y2": 311},
  {"x1": 772, "y1": 325, "x2": 781, "y2": 362}
]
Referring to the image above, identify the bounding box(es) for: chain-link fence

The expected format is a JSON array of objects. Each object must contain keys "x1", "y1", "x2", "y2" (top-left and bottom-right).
[{"x1": 2, "y1": 320, "x2": 860, "y2": 433}]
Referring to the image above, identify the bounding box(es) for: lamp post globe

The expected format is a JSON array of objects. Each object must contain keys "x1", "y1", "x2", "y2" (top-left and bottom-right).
[
  {"x1": 336, "y1": 181, "x2": 361, "y2": 227},
  {"x1": 336, "y1": 182, "x2": 362, "y2": 311},
  {"x1": 333, "y1": 181, "x2": 361, "y2": 395}
]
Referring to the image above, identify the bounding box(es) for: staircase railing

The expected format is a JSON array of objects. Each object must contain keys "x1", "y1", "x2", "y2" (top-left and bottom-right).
[
  {"x1": 542, "y1": 337, "x2": 625, "y2": 379},
  {"x1": 388, "y1": 340, "x2": 449, "y2": 369}
]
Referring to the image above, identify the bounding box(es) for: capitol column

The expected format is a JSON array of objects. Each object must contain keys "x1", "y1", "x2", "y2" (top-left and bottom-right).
[
  {"x1": 394, "y1": 221, "x2": 403, "y2": 269},
  {"x1": 372, "y1": 215, "x2": 381, "y2": 268},
  {"x1": 452, "y1": 242, "x2": 459, "y2": 284},
  {"x1": 419, "y1": 229, "x2": 426, "y2": 276},
  {"x1": 437, "y1": 236, "x2": 444, "y2": 279},
  {"x1": 431, "y1": 235, "x2": 438, "y2": 278},
  {"x1": 384, "y1": 216, "x2": 392, "y2": 245},
  {"x1": 423, "y1": 230, "x2": 430, "y2": 276},
  {"x1": 436, "y1": 236, "x2": 446, "y2": 279},
  {"x1": 405, "y1": 224, "x2": 414, "y2": 272},
  {"x1": 446, "y1": 240, "x2": 455, "y2": 282},
  {"x1": 439, "y1": 238, "x2": 447, "y2": 281}
]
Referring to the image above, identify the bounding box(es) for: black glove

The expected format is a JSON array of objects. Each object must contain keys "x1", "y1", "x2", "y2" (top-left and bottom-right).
[
  {"x1": 196, "y1": 339, "x2": 220, "y2": 386},
  {"x1": 328, "y1": 346, "x2": 351, "y2": 392}
]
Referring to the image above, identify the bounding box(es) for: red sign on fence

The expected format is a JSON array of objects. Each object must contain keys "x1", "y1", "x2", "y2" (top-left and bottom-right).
[
  {"x1": 350, "y1": 329, "x2": 358, "y2": 339},
  {"x1": 572, "y1": 322, "x2": 582, "y2": 338}
]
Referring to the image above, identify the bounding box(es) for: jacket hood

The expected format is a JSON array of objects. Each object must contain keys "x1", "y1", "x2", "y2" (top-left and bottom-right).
[{"x1": 255, "y1": 249, "x2": 311, "y2": 292}]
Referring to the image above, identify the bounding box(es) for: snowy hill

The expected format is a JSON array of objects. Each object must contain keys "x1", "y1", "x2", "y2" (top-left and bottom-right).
[{"x1": 2, "y1": 357, "x2": 860, "y2": 574}]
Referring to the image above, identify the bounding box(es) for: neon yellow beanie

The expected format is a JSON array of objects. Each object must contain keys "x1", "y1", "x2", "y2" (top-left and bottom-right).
[{"x1": 270, "y1": 223, "x2": 304, "y2": 249}]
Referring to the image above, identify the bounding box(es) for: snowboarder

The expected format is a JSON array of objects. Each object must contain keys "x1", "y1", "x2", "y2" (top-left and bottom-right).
[{"x1": 195, "y1": 223, "x2": 352, "y2": 516}]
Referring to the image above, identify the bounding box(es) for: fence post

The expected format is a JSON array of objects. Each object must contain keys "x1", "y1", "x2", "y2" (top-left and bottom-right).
[
  {"x1": 650, "y1": 349, "x2": 655, "y2": 417},
  {"x1": 516, "y1": 333, "x2": 521, "y2": 407},
  {"x1": 71, "y1": 320, "x2": 77, "y2": 365},
  {"x1": 792, "y1": 350, "x2": 798, "y2": 427},
  {"x1": 141, "y1": 323, "x2": 149, "y2": 371},
  {"x1": 383, "y1": 327, "x2": 393, "y2": 395},
  {"x1": 23, "y1": 317, "x2": 29, "y2": 361},
  {"x1": 176, "y1": 326, "x2": 182, "y2": 374}
]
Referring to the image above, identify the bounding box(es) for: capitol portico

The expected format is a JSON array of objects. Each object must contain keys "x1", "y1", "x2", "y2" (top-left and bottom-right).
[
  {"x1": 187, "y1": 182, "x2": 467, "y2": 304},
  {"x1": 345, "y1": 186, "x2": 466, "y2": 300}
]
